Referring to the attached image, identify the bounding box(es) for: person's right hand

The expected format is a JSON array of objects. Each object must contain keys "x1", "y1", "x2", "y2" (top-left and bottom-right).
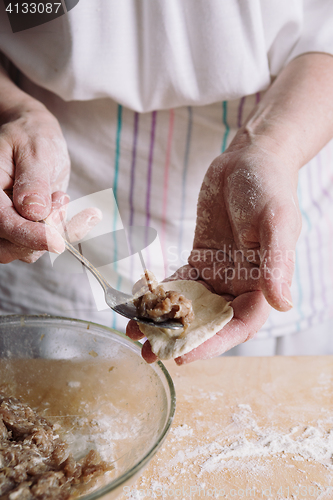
[
  {"x1": 127, "y1": 138, "x2": 302, "y2": 364},
  {"x1": 0, "y1": 97, "x2": 73, "y2": 263},
  {"x1": 172, "y1": 141, "x2": 302, "y2": 363}
]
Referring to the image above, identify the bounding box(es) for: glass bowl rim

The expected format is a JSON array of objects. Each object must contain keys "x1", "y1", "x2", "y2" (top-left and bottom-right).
[{"x1": 0, "y1": 314, "x2": 176, "y2": 500}]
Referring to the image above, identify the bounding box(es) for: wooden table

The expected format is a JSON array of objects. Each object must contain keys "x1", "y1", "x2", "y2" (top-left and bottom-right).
[{"x1": 118, "y1": 356, "x2": 333, "y2": 500}]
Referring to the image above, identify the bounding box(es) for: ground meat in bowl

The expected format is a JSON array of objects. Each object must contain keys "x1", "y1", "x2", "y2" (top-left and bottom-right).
[{"x1": 0, "y1": 393, "x2": 112, "y2": 499}]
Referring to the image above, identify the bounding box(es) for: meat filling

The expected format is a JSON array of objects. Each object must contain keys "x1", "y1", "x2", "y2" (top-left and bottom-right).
[
  {"x1": 0, "y1": 393, "x2": 112, "y2": 500},
  {"x1": 134, "y1": 284, "x2": 194, "y2": 329}
]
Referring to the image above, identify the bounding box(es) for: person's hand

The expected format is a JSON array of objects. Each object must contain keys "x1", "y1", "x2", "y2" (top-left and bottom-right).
[
  {"x1": 176, "y1": 140, "x2": 301, "y2": 363},
  {"x1": 0, "y1": 97, "x2": 74, "y2": 263},
  {"x1": 127, "y1": 141, "x2": 301, "y2": 364},
  {"x1": 129, "y1": 52, "x2": 333, "y2": 365}
]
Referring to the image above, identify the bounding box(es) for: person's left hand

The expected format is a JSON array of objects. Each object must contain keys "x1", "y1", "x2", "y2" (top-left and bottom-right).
[
  {"x1": 45, "y1": 194, "x2": 102, "y2": 248},
  {"x1": 127, "y1": 139, "x2": 301, "y2": 364}
]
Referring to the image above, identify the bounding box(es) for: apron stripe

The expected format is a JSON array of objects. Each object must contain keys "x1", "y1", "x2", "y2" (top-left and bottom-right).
[
  {"x1": 129, "y1": 112, "x2": 139, "y2": 226},
  {"x1": 129, "y1": 112, "x2": 139, "y2": 287},
  {"x1": 222, "y1": 101, "x2": 229, "y2": 152},
  {"x1": 145, "y1": 111, "x2": 157, "y2": 271},
  {"x1": 113, "y1": 104, "x2": 122, "y2": 207},
  {"x1": 145, "y1": 111, "x2": 157, "y2": 232},
  {"x1": 112, "y1": 104, "x2": 123, "y2": 329},
  {"x1": 161, "y1": 109, "x2": 175, "y2": 275},
  {"x1": 178, "y1": 106, "x2": 193, "y2": 260},
  {"x1": 112, "y1": 104, "x2": 122, "y2": 267},
  {"x1": 237, "y1": 96, "x2": 246, "y2": 128}
]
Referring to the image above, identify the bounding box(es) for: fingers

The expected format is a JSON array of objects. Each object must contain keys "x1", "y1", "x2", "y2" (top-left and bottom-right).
[
  {"x1": 166, "y1": 264, "x2": 216, "y2": 291},
  {"x1": 127, "y1": 291, "x2": 270, "y2": 365},
  {"x1": 45, "y1": 189, "x2": 103, "y2": 248},
  {"x1": 0, "y1": 188, "x2": 102, "y2": 264},
  {"x1": 51, "y1": 191, "x2": 70, "y2": 212},
  {"x1": 175, "y1": 290, "x2": 271, "y2": 365},
  {"x1": 0, "y1": 189, "x2": 68, "y2": 263},
  {"x1": 46, "y1": 204, "x2": 103, "y2": 244},
  {"x1": 0, "y1": 104, "x2": 71, "y2": 263},
  {"x1": 188, "y1": 249, "x2": 260, "y2": 296},
  {"x1": 259, "y1": 200, "x2": 301, "y2": 311},
  {"x1": 0, "y1": 238, "x2": 45, "y2": 264},
  {"x1": 126, "y1": 320, "x2": 145, "y2": 340},
  {"x1": 142, "y1": 341, "x2": 158, "y2": 363},
  {"x1": 126, "y1": 321, "x2": 158, "y2": 363},
  {"x1": 8, "y1": 121, "x2": 70, "y2": 222},
  {"x1": 0, "y1": 190, "x2": 65, "y2": 256},
  {"x1": 12, "y1": 155, "x2": 52, "y2": 222},
  {"x1": 65, "y1": 208, "x2": 103, "y2": 242}
]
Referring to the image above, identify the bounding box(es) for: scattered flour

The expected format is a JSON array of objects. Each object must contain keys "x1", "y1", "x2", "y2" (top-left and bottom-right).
[
  {"x1": 67, "y1": 381, "x2": 81, "y2": 388},
  {"x1": 200, "y1": 405, "x2": 333, "y2": 473},
  {"x1": 127, "y1": 378, "x2": 333, "y2": 499},
  {"x1": 141, "y1": 403, "x2": 333, "y2": 485},
  {"x1": 171, "y1": 424, "x2": 194, "y2": 439}
]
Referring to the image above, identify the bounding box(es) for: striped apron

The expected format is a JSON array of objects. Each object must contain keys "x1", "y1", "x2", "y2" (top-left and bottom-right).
[{"x1": 1, "y1": 80, "x2": 333, "y2": 354}]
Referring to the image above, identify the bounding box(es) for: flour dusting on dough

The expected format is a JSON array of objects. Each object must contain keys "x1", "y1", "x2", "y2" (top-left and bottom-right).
[{"x1": 138, "y1": 280, "x2": 233, "y2": 359}]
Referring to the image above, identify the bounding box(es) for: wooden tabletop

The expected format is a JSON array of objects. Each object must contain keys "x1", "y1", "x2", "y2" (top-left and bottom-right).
[{"x1": 118, "y1": 356, "x2": 333, "y2": 500}]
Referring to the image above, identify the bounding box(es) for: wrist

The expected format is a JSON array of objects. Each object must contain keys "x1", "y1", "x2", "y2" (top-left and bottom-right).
[
  {"x1": 225, "y1": 127, "x2": 300, "y2": 189},
  {"x1": 229, "y1": 53, "x2": 333, "y2": 172},
  {"x1": 0, "y1": 95, "x2": 50, "y2": 125},
  {"x1": 0, "y1": 66, "x2": 48, "y2": 125}
]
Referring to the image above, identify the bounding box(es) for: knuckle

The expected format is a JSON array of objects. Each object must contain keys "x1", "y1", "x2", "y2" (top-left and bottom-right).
[
  {"x1": 244, "y1": 330, "x2": 256, "y2": 342},
  {"x1": 0, "y1": 240, "x2": 14, "y2": 263},
  {"x1": 20, "y1": 251, "x2": 43, "y2": 263},
  {"x1": 0, "y1": 214, "x2": 48, "y2": 251},
  {"x1": 0, "y1": 255, "x2": 13, "y2": 264}
]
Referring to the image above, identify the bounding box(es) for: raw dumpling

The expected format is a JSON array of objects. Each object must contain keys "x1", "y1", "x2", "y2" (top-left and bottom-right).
[{"x1": 137, "y1": 280, "x2": 233, "y2": 359}]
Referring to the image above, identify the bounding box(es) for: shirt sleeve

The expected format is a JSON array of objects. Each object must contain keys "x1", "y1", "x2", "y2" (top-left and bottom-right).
[
  {"x1": 263, "y1": 0, "x2": 333, "y2": 76},
  {"x1": 286, "y1": 0, "x2": 333, "y2": 61}
]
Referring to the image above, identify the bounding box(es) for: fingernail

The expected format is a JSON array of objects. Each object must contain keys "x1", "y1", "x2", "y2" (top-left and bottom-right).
[
  {"x1": 52, "y1": 247, "x2": 65, "y2": 255},
  {"x1": 59, "y1": 194, "x2": 70, "y2": 205},
  {"x1": 49, "y1": 240, "x2": 65, "y2": 254},
  {"x1": 87, "y1": 216, "x2": 100, "y2": 229},
  {"x1": 87, "y1": 209, "x2": 103, "y2": 228},
  {"x1": 281, "y1": 282, "x2": 293, "y2": 308},
  {"x1": 22, "y1": 194, "x2": 46, "y2": 208},
  {"x1": 46, "y1": 227, "x2": 65, "y2": 254}
]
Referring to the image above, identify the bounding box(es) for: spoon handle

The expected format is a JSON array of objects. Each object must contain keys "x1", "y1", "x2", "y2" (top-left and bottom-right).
[
  {"x1": 62, "y1": 238, "x2": 111, "y2": 293},
  {"x1": 42, "y1": 218, "x2": 110, "y2": 292}
]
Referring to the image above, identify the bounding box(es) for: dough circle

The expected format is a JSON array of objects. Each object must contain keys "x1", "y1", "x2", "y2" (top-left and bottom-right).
[{"x1": 138, "y1": 280, "x2": 233, "y2": 359}]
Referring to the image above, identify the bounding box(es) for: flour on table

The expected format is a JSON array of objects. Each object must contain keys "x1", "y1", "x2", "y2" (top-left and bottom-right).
[{"x1": 137, "y1": 280, "x2": 233, "y2": 359}]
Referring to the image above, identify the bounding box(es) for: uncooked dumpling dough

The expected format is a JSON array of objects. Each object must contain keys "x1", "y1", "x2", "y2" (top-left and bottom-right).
[{"x1": 138, "y1": 280, "x2": 233, "y2": 359}]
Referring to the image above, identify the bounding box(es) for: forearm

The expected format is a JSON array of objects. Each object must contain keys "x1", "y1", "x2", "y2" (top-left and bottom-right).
[
  {"x1": 230, "y1": 52, "x2": 333, "y2": 170},
  {"x1": 0, "y1": 64, "x2": 44, "y2": 121}
]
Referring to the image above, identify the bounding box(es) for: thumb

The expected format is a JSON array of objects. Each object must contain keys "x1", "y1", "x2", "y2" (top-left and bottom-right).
[
  {"x1": 259, "y1": 201, "x2": 301, "y2": 311},
  {"x1": 13, "y1": 156, "x2": 52, "y2": 221}
]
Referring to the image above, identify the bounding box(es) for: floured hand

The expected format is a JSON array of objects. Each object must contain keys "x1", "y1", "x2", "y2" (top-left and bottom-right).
[
  {"x1": 0, "y1": 69, "x2": 101, "y2": 263},
  {"x1": 172, "y1": 141, "x2": 301, "y2": 363},
  {"x1": 130, "y1": 53, "x2": 333, "y2": 365},
  {"x1": 0, "y1": 94, "x2": 68, "y2": 262},
  {"x1": 127, "y1": 144, "x2": 300, "y2": 364},
  {"x1": 132, "y1": 279, "x2": 233, "y2": 360}
]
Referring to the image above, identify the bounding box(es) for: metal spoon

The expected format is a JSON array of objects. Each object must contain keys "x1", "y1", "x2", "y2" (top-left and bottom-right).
[
  {"x1": 2, "y1": 190, "x2": 181, "y2": 329},
  {"x1": 61, "y1": 238, "x2": 183, "y2": 330}
]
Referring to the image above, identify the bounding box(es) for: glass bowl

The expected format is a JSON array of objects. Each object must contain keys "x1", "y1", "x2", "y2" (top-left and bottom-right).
[{"x1": 0, "y1": 315, "x2": 176, "y2": 499}]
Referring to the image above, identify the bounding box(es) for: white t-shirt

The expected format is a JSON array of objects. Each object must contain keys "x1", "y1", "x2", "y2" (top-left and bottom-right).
[
  {"x1": 0, "y1": 0, "x2": 332, "y2": 336},
  {"x1": 1, "y1": 0, "x2": 333, "y2": 111}
]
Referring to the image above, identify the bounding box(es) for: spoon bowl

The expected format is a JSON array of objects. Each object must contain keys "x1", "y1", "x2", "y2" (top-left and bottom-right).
[{"x1": 63, "y1": 239, "x2": 183, "y2": 330}]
